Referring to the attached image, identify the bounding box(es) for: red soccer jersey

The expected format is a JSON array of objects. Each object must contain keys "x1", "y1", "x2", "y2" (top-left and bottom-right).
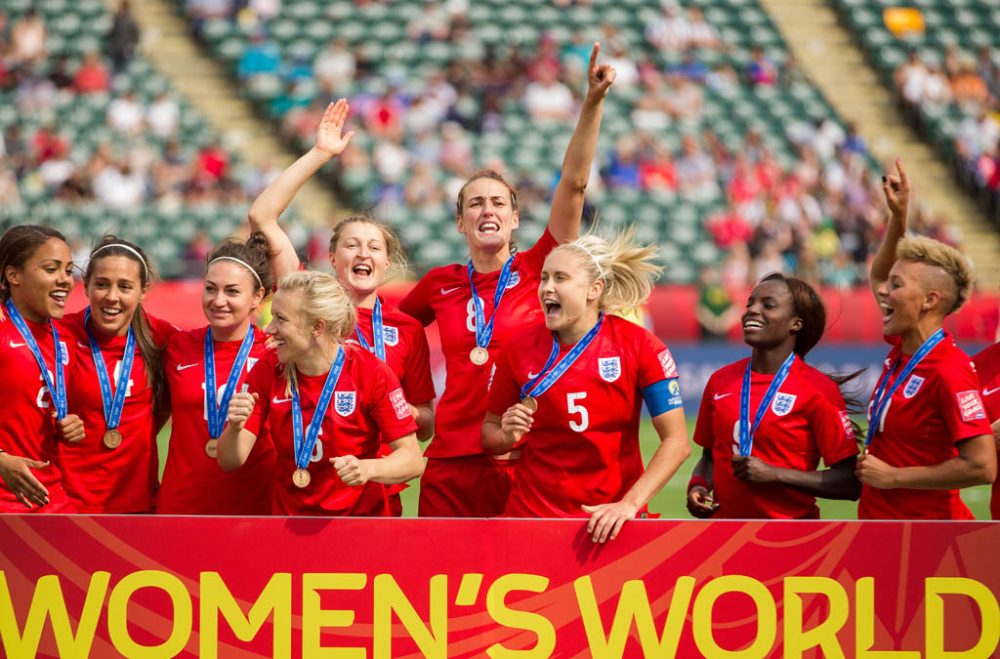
[
  {"x1": 158, "y1": 326, "x2": 276, "y2": 515},
  {"x1": 400, "y1": 229, "x2": 557, "y2": 458},
  {"x1": 61, "y1": 309, "x2": 178, "y2": 513},
  {"x1": 350, "y1": 302, "x2": 435, "y2": 406},
  {"x1": 487, "y1": 315, "x2": 680, "y2": 517},
  {"x1": 0, "y1": 313, "x2": 75, "y2": 512},
  {"x1": 972, "y1": 341, "x2": 1000, "y2": 519},
  {"x1": 693, "y1": 357, "x2": 858, "y2": 519},
  {"x1": 860, "y1": 333, "x2": 992, "y2": 520},
  {"x1": 243, "y1": 343, "x2": 418, "y2": 516}
]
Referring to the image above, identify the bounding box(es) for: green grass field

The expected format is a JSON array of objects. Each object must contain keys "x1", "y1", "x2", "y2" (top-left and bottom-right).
[{"x1": 158, "y1": 419, "x2": 992, "y2": 519}]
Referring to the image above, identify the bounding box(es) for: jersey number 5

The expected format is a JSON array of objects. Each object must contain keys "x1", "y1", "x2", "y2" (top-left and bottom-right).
[{"x1": 567, "y1": 392, "x2": 589, "y2": 432}]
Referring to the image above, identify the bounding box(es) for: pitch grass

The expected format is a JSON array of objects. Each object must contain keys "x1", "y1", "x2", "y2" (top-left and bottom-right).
[{"x1": 156, "y1": 420, "x2": 992, "y2": 519}]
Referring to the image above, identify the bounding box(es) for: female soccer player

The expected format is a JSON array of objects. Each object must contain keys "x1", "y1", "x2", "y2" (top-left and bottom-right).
[
  {"x1": 61, "y1": 237, "x2": 177, "y2": 513},
  {"x1": 972, "y1": 341, "x2": 1000, "y2": 518},
  {"x1": 686, "y1": 273, "x2": 861, "y2": 520},
  {"x1": 247, "y1": 99, "x2": 435, "y2": 514},
  {"x1": 0, "y1": 225, "x2": 83, "y2": 511},
  {"x1": 482, "y1": 231, "x2": 690, "y2": 542},
  {"x1": 157, "y1": 235, "x2": 277, "y2": 515},
  {"x1": 401, "y1": 43, "x2": 616, "y2": 517},
  {"x1": 218, "y1": 271, "x2": 424, "y2": 516},
  {"x1": 858, "y1": 160, "x2": 995, "y2": 518}
]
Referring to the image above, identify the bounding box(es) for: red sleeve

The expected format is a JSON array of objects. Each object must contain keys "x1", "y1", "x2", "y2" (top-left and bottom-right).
[
  {"x1": 808, "y1": 376, "x2": 859, "y2": 466},
  {"x1": 401, "y1": 324, "x2": 435, "y2": 404},
  {"x1": 635, "y1": 326, "x2": 677, "y2": 389},
  {"x1": 367, "y1": 362, "x2": 418, "y2": 444},
  {"x1": 937, "y1": 358, "x2": 993, "y2": 443},
  {"x1": 242, "y1": 362, "x2": 275, "y2": 437},
  {"x1": 146, "y1": 312, "x2": 180, "y2": 347},
  {"x1": 693, "y1": 374, "x2": 716, "y2": 450},
  {"x1": 399, "y1": 275, "x2": 435, "y2": 327},
  {"x1": 518, "y1": 228, "x2": 558, "y2": 274},
  {"x1": 486, "y1": 344, "x2": 522, "y2": 416}
]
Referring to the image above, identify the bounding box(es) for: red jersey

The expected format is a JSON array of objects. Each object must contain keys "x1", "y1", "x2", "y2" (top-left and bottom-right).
[
  {"x1": 158, "y1": 326, "x2": 276, "y2": 515},
  {"x1": 860, "y1": 333, "x2": 992, "y2": 520},
  {"x1": 401, "y1": 229, "x2": 558, "y2": 458},
  {"x1": 487, "y1": 315, "x2": 680, "y2": 517},
  {"x1": 349, "y1": 302, "x2": 435, "y2": 406},
  {"x1": 972, "y1": 341, "x2": 1000, "y2": 519},
  {"x1": 694, "y1": 357, "x2": 858, "y2": 519},
  {"x1": 0, "y1": 313, "x2": 75, "y2": 512},
  {"x1": 61, "y1": 309, "x2": 178, "y2": 513},
  {"x1": 243, "y1": 343, "x2": 418, "y2": 516}
]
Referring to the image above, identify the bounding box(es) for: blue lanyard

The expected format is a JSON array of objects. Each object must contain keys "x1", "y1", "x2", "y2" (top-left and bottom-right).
[
  {"x1": 738, "y1": 352, "x2": 796, "y2": 457},
  {"x1": 522, "y1": 314, "x2": 605, "y2": 400},
  {"x1": 354, "y1": 297, "x2": 385, "y2": 362},
  {"x1": 865, "y1": 328, "x2": 945, "y2": 447},
  {"x1": 292, "y1": 346, "x2": 346, "y2": 469},
  {"x1": 204, "y1": 326, "x2": 255, "y2": 439},
  {"x1": 467, "y1": 257, "x2": 514, "y2": 349},
  {"x1": 84, "y1": 308, "x2": 135, "y2": 430},
  {"x1": 4, "y1": 300, "x2": 66, "y2": 419}
]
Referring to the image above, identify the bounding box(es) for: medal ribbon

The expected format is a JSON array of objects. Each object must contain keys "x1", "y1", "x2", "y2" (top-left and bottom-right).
[
  {"x1": 292, "y1": 346, "x2": 346, "y2": 469},
  {"x1": 204, "y1": 326, "x2": 255, "y2": 439},
  {"x1": 739, "y1": 352, "x2": 796, "y2": 457},
  {"x1": 864, "y1": 328, "x2": 945, "y2": 447},
  {"x1": 522, "y1": 314, "x2": 605, "y2": 400},
  {"x1": 467, "y1": 257, "x2": 514, "y2": 350},
  {"x1": 84, "y1": 308, "x2": 135, "y2": 431},
  {"x1": 354, "y1": 297, "x2": 385, "y2": 362},
  {"x1": 4, "y1": 300, "x2": 67, "y2": 419}
]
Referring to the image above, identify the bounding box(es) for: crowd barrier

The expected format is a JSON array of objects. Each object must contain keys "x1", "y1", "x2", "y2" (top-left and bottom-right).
[{"x1": 1, "y1": 516, "x2": 997, "y2": 658}]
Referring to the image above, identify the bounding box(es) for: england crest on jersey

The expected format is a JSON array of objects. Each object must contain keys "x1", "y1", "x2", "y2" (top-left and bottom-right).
[
  {"x1": 247, "y1": 357, "x2": 259, "y2": 372},
  {"x1": 771, "y1": 392, "x2": 796, "y2": 416},
  {"x1": 335, "y1": 391, "x2": 356, "y2": 416},
  {"x1": 505, "y1": 271, "x2": 521, "y2": 289},
  {"x1": 383, "y1": 325, "x2": 399, "y2": 346},
  {"x1": 903, "y1": 375, "x2": 925, "y2": 398},
  {"x1": 599, "y1": 357, "x2": 621, "y2": 382}
]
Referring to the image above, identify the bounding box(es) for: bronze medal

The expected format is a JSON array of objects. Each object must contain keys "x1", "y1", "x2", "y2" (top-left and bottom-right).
[
  {"x1": 205, "y1": 439, "x2": 218, "y2": 459},
  {"x1": 470, "y1": 346, "x2": 489, "y2": 365},
  {"x1": 521, "y1": 396, "x2": 538, "y2": 412},
  {"x1": 103, "y1": 429, "x2": 123, "y2": 450},
  {"x1": 293, "y1": 468, "x2": 311, "y2": 488}
]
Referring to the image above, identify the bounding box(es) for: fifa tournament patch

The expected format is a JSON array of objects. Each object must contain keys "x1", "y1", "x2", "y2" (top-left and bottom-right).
[
  {"x1": 771, "y1": 392, "x2": 796, "y2": 416},
  {"x1": 658, "y1": 349, "x2": 678, "y2": 378},
  {"x1": 383, "y1": 326, "x2": 399, "y2": 346},
  {"x1": 599, "y1": 356, "x2": 621, "y2": 382},
  {"x1": 956, "y1": 390, "x2": 986, "y2": 422},
  {"x1": 389, "y1": 388, "x2": 410, "y2": 420},
  {"x1": 902, "y1": 375, "x2": 924, "y2": 398},
  {"x1": 838, "y1": 410, "x2": 856, "y2": 440},
  {"x1": 667, "y1": 378, "x2": 683, "y2": 408},
  {"x1": 334, "y1": 391, "x2": 357, "y2": 416}
]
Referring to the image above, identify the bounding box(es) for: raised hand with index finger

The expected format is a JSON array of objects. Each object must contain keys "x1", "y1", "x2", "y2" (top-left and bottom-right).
[
  {"x1": 881, "y1": 158, "x2": 910, "y2": 223},
  {"x1": 586, "y1": 42, "x2": 617, "y2": 99}
]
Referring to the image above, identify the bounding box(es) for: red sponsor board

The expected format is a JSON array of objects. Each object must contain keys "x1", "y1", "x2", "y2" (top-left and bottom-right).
[{"x1": 1, "y1": 517, "x2": 998, "y2": 658}]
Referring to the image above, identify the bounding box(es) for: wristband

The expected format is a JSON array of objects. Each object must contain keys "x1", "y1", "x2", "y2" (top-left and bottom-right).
[{"x1": 687, "y1": 475, "x2": 710, "y2": 494}]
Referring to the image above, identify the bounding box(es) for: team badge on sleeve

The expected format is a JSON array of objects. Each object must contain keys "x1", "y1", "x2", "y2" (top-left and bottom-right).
[
  {"x1": 335, "y1": 391, "x2": 357, "y2": 416},
  {"x1": 956, "y1": 390, "x2": 986, "y2": 422},
  {"x1": 903, "y1": 375, "x2": 924, "y2": 398},
  {"x1": 389, "y1": 388, "x2": 410, "y2": 420},
  {"x1": 599, "y1": 357, "x2": 621, "y2": 382},
  {"x1": 771, "y1": 393, "x2": 797, "y2": 416},
  {"x1": 383, "y1": 326, "x2": 399, "y2": 347},
  {"x1": 658, "y1": 349, "x2": 678, "y2": 378}
]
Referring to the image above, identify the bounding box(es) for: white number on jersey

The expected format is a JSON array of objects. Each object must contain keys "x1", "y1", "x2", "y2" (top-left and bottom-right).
[
  {"x1": 112, "y1": 360, "x2": 135, "y2": 398},
  {"x1": 466, "y1": 296, "x2": 486, "y2": 334},
  {"x1": 567, "y1": 392, "x2": 589, "y2": 432}
]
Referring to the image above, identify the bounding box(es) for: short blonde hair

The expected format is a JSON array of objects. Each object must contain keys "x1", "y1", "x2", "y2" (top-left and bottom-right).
[
  {"x1": 553, "y1": 228, "x2": 662, "y2": 313},
  {"x1": 277, "y1": 270, "x2": 356, "y2": 341},
  {"x1": 896, "y1": 236, "x2": 974, "y2": 314}
]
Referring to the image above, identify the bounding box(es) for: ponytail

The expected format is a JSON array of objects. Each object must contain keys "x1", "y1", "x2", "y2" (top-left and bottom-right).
[{"x1": 556, "y1": 228, "x2": 662, "y2": 312}]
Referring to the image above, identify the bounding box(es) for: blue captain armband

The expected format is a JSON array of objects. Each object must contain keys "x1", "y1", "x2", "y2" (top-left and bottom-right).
[{"x1": 642, "y1": 378, "x2": 683, "y2": 416}]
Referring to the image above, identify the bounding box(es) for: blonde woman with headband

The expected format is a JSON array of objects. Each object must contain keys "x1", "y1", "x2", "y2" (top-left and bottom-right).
[
  {"x1": 218, "y1": 271, "x2": 423, "y2": 516},
  {"x1": 61, "y1": 236, "x2": 179, "y2": 513},
  {"x1": 482, "y1": 231, "x2": 690, "y2": 542},
  {"x1": 158, "y1": 234, "x2": 277, "y2": 514}
]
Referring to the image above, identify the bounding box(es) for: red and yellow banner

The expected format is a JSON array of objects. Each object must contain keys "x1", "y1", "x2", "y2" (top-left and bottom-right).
[{"x1": 1, "y1": 517, "x2": 998, "y2": 658}]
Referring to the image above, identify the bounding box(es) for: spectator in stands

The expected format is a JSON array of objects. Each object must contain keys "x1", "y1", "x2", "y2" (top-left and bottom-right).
[
  {"x1": 147, "y1": 90, "x2": 180, "y2": 139},
  {"x1": 107, "y1": 89, "x2": 145, "y2": 136},
  {"x1": 10, "y1": 8, "x2": 47, "y2": 72},
  {"x1": 523, "y1": 63, "x2": 574, "y2": 122},
  {"x1": 106, "y1": 1, "x2": 140, "y2": 73},
  {"x1": 638, "y1": 139, "x2": 677, "y2": 192},
  {"x1": 73, "y1": 51, "x2": 111, "y2": 94},
  {"x1": 604, "y1": 135, "x2": 641, "y2": 190},
  {"x1": 696, "y1": 266, "x2": 738, "y2": 340},
  {"x1": 950, "y1": 60, "x2": 989, "y2": 112},
  {"x1": 646, "y1": 2, "x2": 690, "y2": 52},
  {"x1": 237, "y1": 30, "x2": 280, "y2": 80},
  {"x1": 313, "y1": 38, "x2": 355, "y2": 97},
  {"x1": 195, "y1": 139, "x2": 229, "y2": 183},
  {"x1": 676, "y1": 135, "x2": 719, "y2": 201},
  {"x1": 93, "y1": 157, "x2": 146, "y2": 210},
  {"x1": 747, "y1": 47, "x2": 778, "y2": 86},
  {"x1": 686, "y1": 7, "x2": 721, "y2": 50}
]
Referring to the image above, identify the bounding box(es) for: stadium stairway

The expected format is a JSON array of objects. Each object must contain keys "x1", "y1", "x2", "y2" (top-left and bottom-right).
[
  {"x1": 762, "y1": 0, "x2": 1000, "y2": 289},
  {"x1": 122, "y1": 0, "x2": 340, "y2": 227}
]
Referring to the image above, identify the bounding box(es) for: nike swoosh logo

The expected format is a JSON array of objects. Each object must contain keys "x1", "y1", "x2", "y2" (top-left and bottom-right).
[
  {"x1": 527, "y1": 371, "x2": 541, "y2": 380},
  {"x1": 272, "y1": 396, "x2": 292, "y2": 404},
  {"x1": 984, "y1": 386, "x2": 1000, "y2": 396},
  {"x1": 714, "y1": 393, "x2": 732, "y2": 400},
  {"x1": 8, "y1": 341, "x2": 27, "y2": 349},
  {"x1": 76, "y1": 341, "x2": 89, "y2": 349},
  {"x1": 176, "y1": 363, "x2": 200, "y2": 371},
  {"x1": 440, "y1": 287, "x2": 462, "y2": 295}
]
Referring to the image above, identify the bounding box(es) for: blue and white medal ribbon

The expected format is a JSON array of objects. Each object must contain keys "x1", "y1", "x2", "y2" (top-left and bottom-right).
[
  {"x1": 4, "y1": 300, "x2": 66, "y2": 420},
  {"x1": 354, "y1": 297, "x2": 385, "y2": 362},
  {"x1": 865, "y1": 328, "x2": 945, "y2": 448},
  {"x1": 204, "y1": 327, "x2": 255, "y2": 447},
  {"x1": 520, "y1": 314, "x2": 605, "y2": 411},
  {"x1": 738, "y1": 352, "x2": 796, "y2": 457},
  {"x1": 467, "y1": 257, "x2": 514, "y2": 365},
  {"x1": 85, "y1": 308, "x2": 135, "y2": 449},
  {"x1": 291, "y1": 346, "x2": 346, "y2": 488}
]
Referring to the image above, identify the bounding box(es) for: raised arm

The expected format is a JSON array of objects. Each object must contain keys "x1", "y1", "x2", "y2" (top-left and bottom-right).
[
  {"x1": 247, "y1": 98, "x2": 356, "y2": 280},
  {"x1": 547, "y1": 43, "x2": 616, "y2": 244},
  {"x1": 869, "y1": 159, "x2": 910, "y2": 300}
]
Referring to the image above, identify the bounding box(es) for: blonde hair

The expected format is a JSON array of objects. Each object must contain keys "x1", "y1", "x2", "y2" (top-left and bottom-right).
[
  {"x1": 554, "y1": 228, "x2": 662, "y2": 313},
  {"x1": 896, "y1": 236, "x2": 974, "y2": 314}
]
